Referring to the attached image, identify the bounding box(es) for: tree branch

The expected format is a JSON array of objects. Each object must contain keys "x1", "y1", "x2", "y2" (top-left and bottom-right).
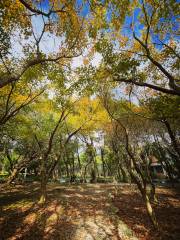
[
  {"x1": 0, "y1": 89, "x2": 45, "y2": 125},
  {"x1": 113, "y1": 76, "x2": 180, "y2": 96},
  {"x1": 0, "y1": 51, "x2": 82, "y2": 88},
  {"x1": 19, "y1": 0, "x2": 67, "y2": 17},
  {"x1": 133, "y1": 33, "x2": 180, "y2": 93}
]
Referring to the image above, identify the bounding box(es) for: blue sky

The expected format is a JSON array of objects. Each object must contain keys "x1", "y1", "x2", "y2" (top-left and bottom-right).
[
  {"x1": 29, "y1": 0, "x2": 180, "y2": 67},
  {"x1": 35, "y1": 0, "x2": 179, "y2": 42},
  {"x1": 36, "y1": 0, "x2": 90, "y2": 17}
]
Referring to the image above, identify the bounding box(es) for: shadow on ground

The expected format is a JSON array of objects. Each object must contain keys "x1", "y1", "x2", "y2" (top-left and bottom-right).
[
  {"x1": 113, "y1": 185, "x2": 180, "y2": 240},
  {"x1": 1, "y1": 183, "x2": 179, "y2": 240},
  {"x1": 0, "y1": 183, "x2": 128, "y2": 240}
]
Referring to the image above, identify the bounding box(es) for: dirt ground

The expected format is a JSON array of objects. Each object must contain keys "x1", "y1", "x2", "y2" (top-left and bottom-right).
[
  {"x1": 0, "y1": 183, "x2": 179, "y2": 240},
  {"x1": 113, "y1": 184, "x2": 180, "y2": 240}
]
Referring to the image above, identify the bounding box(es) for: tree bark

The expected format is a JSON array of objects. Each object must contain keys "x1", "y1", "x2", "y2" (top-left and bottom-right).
[
  {"x1": 164, "y1": 120, "x2": 180, "y2": 176},
  {"x1": 101, "y1": 148, "x2": 106, "y2": 178},
  {"x1": 39, "y1": 156, "x2": 47, "y2": 204},
  {"x1": 6, "y1": 168, "x2": 19, "y2": 185},
  {"x1": 144, "y1": 191, "x2": 158, "y2": 229}
]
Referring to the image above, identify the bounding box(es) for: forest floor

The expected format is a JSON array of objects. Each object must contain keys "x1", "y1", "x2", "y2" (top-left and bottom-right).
[{"x1": 0, "y1": 183, "x2": 179, "y2": 240}]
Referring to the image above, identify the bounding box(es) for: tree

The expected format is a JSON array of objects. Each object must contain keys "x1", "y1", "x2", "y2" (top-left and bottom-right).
[
  {"x1": 143, "y1": 95, "x2": 180, "y2": 176},
  {"x1": 0, "y1": 0, "x2": 88, "y2": 88},
  {"x1": 101, "y1": 91, "x2": 159, "y2": 228},
  {"x1": 93, "y1": 0, "x2": 180, "y2": 96},
  {"x1": 0, "y1": 82, "x2": 44, "y2": 126}
]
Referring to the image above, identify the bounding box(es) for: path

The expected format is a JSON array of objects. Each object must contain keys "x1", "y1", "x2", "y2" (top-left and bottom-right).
[{"x1": 0, "y1": 183, "x2": 138, "y2": 240}]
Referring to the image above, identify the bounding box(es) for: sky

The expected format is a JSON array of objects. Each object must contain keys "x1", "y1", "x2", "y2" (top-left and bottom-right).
[
  {"x1": 11, "y1": 13, "x2": 102, "y2": 69},
  {"x1": 10, "y1": 0, "x2": 179, "y2": 103},
  {"x1": 36, "y1": 0, "x2": 179, "y2": 40},
  {"x1": 28, "y1": 1, "x2": 142, "y2": 68},
  {"x1": 12, "y1": 0, "x2": 179, "y2": 61},
  {"x1": 30, "y1": 11, "x2": 102, "y2": 69}
]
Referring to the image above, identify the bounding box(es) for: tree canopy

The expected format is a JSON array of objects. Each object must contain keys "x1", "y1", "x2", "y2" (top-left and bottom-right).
[{"x1": 0, "y1": 0, "x2": 179, "y2": 233}]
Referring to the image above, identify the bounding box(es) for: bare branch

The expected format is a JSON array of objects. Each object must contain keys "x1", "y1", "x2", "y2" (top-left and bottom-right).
[
  {"x1": 133, "y1": 33, "x2": 180, "y2": 93},
  {"x1": 113, "y1": 76, "x2": 180, "y2": 96},
  {"x1": 153, "y1": 41, "x2": 180, "y2": 59},
  {"x1": 19, "y1": 0, "x2": 67, "y2": 17},
  {"x1": 0, "y1": 50, "x2": 82, "y2": 88},
  {"x1": 0, "y1": 89, "x2": 45, "y2": 125}
]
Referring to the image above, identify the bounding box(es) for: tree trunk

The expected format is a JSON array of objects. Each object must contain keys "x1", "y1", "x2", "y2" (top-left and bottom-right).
[
  {"x1": 101, "y1": 148, "x2": 106, "y2": 178},
  {"x1": 149, "y1": 182, "x2": 158, "y2": 203},
  {"x1": 143, "y1": 191, "x2": 159, "y2": 229},
  {"x1": 83, "y1": 165, "x2": 88, "y2": 183},
  {"x1": 6, "y1": 150, "x2": 14, "y2": 173},
  {"x1": 6, "y1": 157, "x2": 33, "y2": 185},
  {"x1": 154, "y1": 135, "x2": 176, "y2": 183},
  {"x1": 83, "y1": 157, "x2": 92, "y2": 183},
  {"x1": 164, "y1": 120, "x2": 180, "y2": 157},
  {"x1": 131, "y1": 171, "x2": 159, "y2": 230},
  {"x1": 6, "y1": 168, "x2": 19, "y2": 185},
  {"x1": 164, "y1": 120, "x2": 180, "y2": 176},
  {"x1": 77, "y1": 145, "x2": 81, "y2": 170},
  {"x1": 126, "y1": 142, "x2": 159, "y2": 230},
  {"x1": 72, "y1": 154, "x2": 75, "y2": 176},
  {"x1": 118, "y1": 163, "x2": 128, "y2": 182},
  {"x1": 65, "y1": 160, "x2": 69, "y2": 179},
  {"x1": 39, "y1": 157, "x2": 47, "y2": 204}
]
